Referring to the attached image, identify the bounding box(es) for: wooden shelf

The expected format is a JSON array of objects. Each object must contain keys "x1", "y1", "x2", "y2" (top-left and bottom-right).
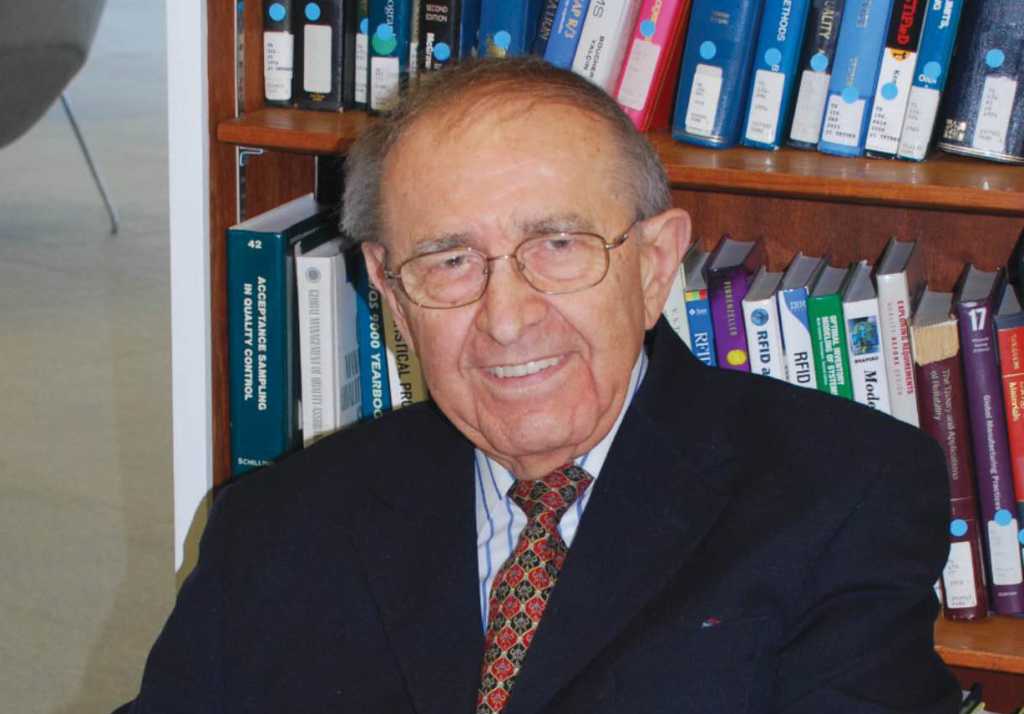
[
  {"x1": 218, "y1": 108, "x2": 1024, "y2": 216},
  {"x1": 935, "y1": 615, "x2": 1024, "y2": 674}
]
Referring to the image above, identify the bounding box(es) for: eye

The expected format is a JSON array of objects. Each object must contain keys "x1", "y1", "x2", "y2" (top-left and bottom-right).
[
  {"x1": 542, "y1": 235, "x2": 577, "y2": 252},
  {"x1": 441, "y1": 254, "x2": 468, "y2": 270}
]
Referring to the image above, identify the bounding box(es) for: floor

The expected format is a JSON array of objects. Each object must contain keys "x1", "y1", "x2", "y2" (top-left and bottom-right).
[{"x1": 0, "y1": 2, "x2": 174, "y2": 712}]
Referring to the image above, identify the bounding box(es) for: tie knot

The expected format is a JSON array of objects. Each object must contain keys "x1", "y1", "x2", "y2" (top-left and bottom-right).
[{"x1": 508, "y1": 464, "x2": 593, "y2": 524}]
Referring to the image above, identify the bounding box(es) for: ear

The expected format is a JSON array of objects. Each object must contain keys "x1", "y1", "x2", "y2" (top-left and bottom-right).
[
  {"x1": 636, "y1": 208, "x2": 691, "y2": 330},
  {"x1": 361, "y1": 241, "x2": 419, "y2": 354}
]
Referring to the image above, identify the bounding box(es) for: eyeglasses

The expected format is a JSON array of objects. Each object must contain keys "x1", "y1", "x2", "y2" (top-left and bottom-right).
[{"x1": 383, "y1": 224, "x2": 635, "y2": 309}]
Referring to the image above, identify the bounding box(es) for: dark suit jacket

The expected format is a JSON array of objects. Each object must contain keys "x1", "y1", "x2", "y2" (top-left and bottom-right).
[{"x1": 120, "y1": 320, "x2": 959, "y2": 713}]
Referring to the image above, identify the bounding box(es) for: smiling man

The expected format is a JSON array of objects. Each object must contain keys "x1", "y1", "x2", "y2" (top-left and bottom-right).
[{"x1": 120, "y1": 59, "x2": 959, "y2": 714}]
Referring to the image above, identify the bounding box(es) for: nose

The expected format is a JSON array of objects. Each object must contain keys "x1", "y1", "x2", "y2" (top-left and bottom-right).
[{"x1": 473, "y1": 256, "x2": 548, "y2": 346}]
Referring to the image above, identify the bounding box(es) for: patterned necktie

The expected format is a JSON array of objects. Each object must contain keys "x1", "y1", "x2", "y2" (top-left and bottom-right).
[{"x1": 476, "y1": 464, "x2": 594, "y2": 714}]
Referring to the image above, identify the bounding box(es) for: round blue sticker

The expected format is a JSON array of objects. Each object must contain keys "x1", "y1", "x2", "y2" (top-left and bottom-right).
[
  {"x1": 950, "y1": 519, "x2": 968, "y2": 538},
  {"x1": 305, "y1": 3, "x2": 321, "y2": 21},
  {"x1": 764, "y1": 48, "x2": 782, "y2": 67},
  {"x1": 751, "y1": 308, "x2": 769, "y2": 327},
  {"x1": 986, "y1": 48, "x2": 1006, "y2": 70},
  {"x1": 923, "y1": 61, "x2": 942, "y2": 81},
  {"x1": 841, "y1": 86, "x2": 859, "y2": 104},
  {"x1": 810, "y1": 52, "x2": 828, "y2": 73},
  {"x1": 360, "y1": 17, "x2": 368, "y2": 34},
  {"x1": 433, "y1": 42, "x2": 452, "y2": 62},
  {"x1": 1020, "y1": 529, "x2": 1024, "y2": 545},
  {"x1": 640, "y1": 19, "x2": 656, "y2": 38},
  {"x1": 494, "y1": 30, "x2": 512, "y2": 51},
  {"x1": 881, "y1": 82, "x2": 899, "y2": 101},
  {"x1": 268, "y1": 2, "x2": 286, "y2": 21},
  {"x1": 699, "y1": 41, "x2": 717, "y2": 61},
  {"x1": 995, "y1": 509, "x2": 1013, "y2": 527},
  {"x1": 377, "y1": 24, "x2": 395, "y2": 40}
]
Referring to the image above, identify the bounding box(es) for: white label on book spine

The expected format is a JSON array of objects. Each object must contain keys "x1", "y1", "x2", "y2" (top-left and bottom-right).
[
  {"x1": 264, "y1": 31, "x2": 295, "y2": 101},
  {"x1": 355, "y1": 32, "x2": 369, "y2": 104},
  {"x1": 865, "y1": 51, "x2": 918, "y2": 155},
  {"x1": 790, "y1": 70, "x2": 830, "y2": 144},
  {"x1": 303, "y1": 25, "x2": 333, "y2": 93},
  {"x1": 821, "y1": 92, "x2": 866, "y2": 147},
  {"x1": 617, "y1": 39, "x2": 661, "y2": 112},
  {"x1": 574, "y1": 0, "x2": 641, "y2": 93},
  {"x1": 898, "y1": 86, "x2": 940, "y2": 160},
  {"x1": 745, "y1": 69, "x2": 787, "y2": 144},
  {"x1": 370, "y1": 56, "x2": 400, "y2": 111},
  {"x1": 942, "y1": 541, "x2": 978, "y2": 609},
  {"x1": 987, "y1": 515, "x2": 1024, "y2": 586},
  {"x1": 973, "y1": 75, "x2": 1018, "y2": 154},
  {"x1": 684, "y1": 64, "x2": 724, "y2": 138}
]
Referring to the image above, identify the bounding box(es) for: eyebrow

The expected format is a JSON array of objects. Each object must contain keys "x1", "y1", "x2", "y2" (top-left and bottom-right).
[
  {"x1": 410, "y1": 233, "x2": 472, "y2": 257},
  {"x1": 410, "y1": 213, "x2": 600, "y2": 256}
]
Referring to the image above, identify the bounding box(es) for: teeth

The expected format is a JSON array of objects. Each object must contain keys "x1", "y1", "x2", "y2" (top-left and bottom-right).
[{"x1": 488, "y1": 356, "x2": 561, "y2": 379}]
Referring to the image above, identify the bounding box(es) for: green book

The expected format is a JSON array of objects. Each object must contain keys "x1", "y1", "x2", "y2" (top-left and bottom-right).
[{"x1": 807, "y1": 265, "x2": 854, "y2": 400}]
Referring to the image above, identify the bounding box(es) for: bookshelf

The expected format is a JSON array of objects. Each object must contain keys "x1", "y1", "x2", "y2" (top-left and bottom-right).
[{"x1": 196, "y1": 2, "x2": 1024, "y2": 710}]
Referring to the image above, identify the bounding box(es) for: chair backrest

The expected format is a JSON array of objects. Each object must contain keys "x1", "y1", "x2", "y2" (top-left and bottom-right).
[{"x1": 0, "y1": 0, "x2": 107, "y2": 148}]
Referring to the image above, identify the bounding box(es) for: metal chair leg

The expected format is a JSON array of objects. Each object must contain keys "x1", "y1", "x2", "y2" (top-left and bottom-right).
[{"x1": 60, "y1": 93, "x2": 120, "y2": 235}]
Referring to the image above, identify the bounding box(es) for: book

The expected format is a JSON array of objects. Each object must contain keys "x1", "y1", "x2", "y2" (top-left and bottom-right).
[
  {"x1": 895, "y1": 0, "x2": 965, "y2": 161},
  {"x1": 808, "y1": 265, "x2": 854, "y2": 399},
  {"x1": 408, "y1": 0, "x2": 422, "y2": 83},
  {"x1": 863, "y1": 0, "x2": 928, "y2": 158},
  {"x1": 419, "y1": 0, "x2": 482, "y2": 71},
  {"x1": 263, "y1": 0, "x2": 296, "y2": 105},
  {"x1": 543, "y1": 0, "x2": 592, "y2": 69},
  {"x1": 297, "y1": 0, "x2": 359, "y2": 111},
  {"x1": 368, "y1": 0, "x2": 413, "y2": 112},
  {"x1": 353, "y1": 253, "x2": 393, "y2": 419},
  {"x1": 936, "y1": 0, "x2": 1024, "y2": 164},
  {"x1": 381, "y1": 301, "x2": 429, "y2": 409},
  {"x1": 788, "y1": 0, "x2": 846, "y2": 148},
  {"x1": 673, "y1": 0, "x2": 766, "y2": 148},
  {"x1": 742, "y1": 267, "x2": 786, "y2": 380},
  {"x1": 683, "y1": 246, "x2": 716, "y2": 366},
  {"x1": 841, "y1": 261, "x2": 891, "y2": 413},
  {"x1": 954, "y1": 265, "x2": 1024, "y2": 615},
  {"x1": 818, "y1": 0, "x2": 896, "y2": 157},
  {"x1": 354, "y1": 0, "x2": 370, "y2": 108},
  {"x1": 778, "y1": 252, "x2": 827, "y2": 389},
  {"x1": 227, "y1": 194, "x2": 335, "y2": 476},
  {"x1": 740, "y1": 0, "x2": 813, "y2": 149},
  {"x1": 532, "y1": 0, "x2": 561, "y2": 55},
  {"x1": 571, "y1": 0, "x2": 643, "y2": 93},
  {"x1": 706, "y1": 236, "x2": 765, "y2": 371},
  {"x1": 995, "y1": 282, "x2": 1024, "y2": 533},
  {"x1": 296, "y1": 239, "x2": 362, "y2": 445},
  {"x1": 911, "y1": 289, "x2": 988, "y2": 621},
  {"x1": 663, "y1": 260, "x2": 692, "y2": 349},
  {"x1": 614, "y1": 0, "x2": 693, "y2": 132},
  {"x1": 478, "y1": 0, "x2": 544, "y2": 58},
  {"x1": 875, "y1": 238, "x2": 924, "y2": 426}
]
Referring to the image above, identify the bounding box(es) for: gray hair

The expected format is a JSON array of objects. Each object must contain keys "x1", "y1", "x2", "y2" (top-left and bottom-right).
[{"x1": 341, "y1": 56, "x2": 671, "y2": 244}]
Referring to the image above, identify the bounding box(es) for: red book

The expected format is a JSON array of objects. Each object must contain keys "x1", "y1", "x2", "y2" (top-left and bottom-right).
[{"x1": 995, "y1": 282, "x2": 1024, "y2": 530}]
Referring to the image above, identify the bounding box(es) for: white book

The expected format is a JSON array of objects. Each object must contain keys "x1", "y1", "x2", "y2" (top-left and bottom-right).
[
  {"x1": 841, "y1": 261, "x2": 892, "y2": 413},
  {"x1": 777, "y1": 253, "x2": 826, "y2": 390},
  {"x1": 571, "y1": 0, "x2": 643, "y2": 93},
  {"x1": 875, "y1": 239, "x2": 925, "y2": 427},
  {"x1": 662, "y1": 262, "x2": 691, "y2": 348},
  {"x1": 382, "y1": 300, "x2": 429, "y2": 410},
  {"x1": 296, "y1": 239, "x2": 362, "y2": 446},
  {"x1": 742, "y1": 267, "x2": 786, "y2": 380}
]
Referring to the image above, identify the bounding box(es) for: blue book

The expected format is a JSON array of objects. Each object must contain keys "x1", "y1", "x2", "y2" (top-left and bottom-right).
[
  {"x1": 817, "y1": 0, "x2": 896, "y2": 157},
  {"x1": 368, "y1": 0, "x2": 413, "y2": 112},
  {"x1": 788, "y1": 0, "x2": 846, "y2": 148},
  {"x1": 741, "y1": 0, "x2": 814, "y2": 149},
  {"x1": 682, "y1": 246, "x2": 717, "y2": 367},
  {"x1": 778, "y1": 253, "x2": 826, "y2": 390},
  {"x1": 478, "y1": 0, "x2": 544, "y2": 58},
  {"x1": 227, "y1": 194, "x2": 335, "y2": 477},
  {"x1": 672, "y1": 0, "x2": 767, "y2": 149},
  {"x1": 353, "y1": 254, "x2": 392, "y2": 419},
  {"x1": 531, "y1": 0, "x2": 561, "y2": 55},
  {"x1": 543, "y1": 0, "x2": 591, "y2": 69},
  {"x1": 896, "y1": 0, "x2": 965, "y2": 161}
]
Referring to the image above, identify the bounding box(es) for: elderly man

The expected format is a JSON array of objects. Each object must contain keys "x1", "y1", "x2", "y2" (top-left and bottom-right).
[{"x1": 120, "y1": 58, "x2": 958, "y2": 714}]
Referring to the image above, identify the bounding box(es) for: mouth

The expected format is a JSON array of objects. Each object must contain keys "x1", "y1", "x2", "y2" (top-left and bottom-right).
[{"x1": 486, "y1": 355, "x2": 564, "y2": 379}]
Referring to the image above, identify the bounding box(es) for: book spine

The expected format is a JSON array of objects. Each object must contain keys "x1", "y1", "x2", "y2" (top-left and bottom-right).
[
  {"x1": 843, "y1": 296, "x2": 892, "y2": 413},
  {"x1": 383, "y1": 302, "x2": 430, "y2": 409},
  {"x1": 876, "y1": 273, "x2": 919, "y2": 426},
  {"x1": 478, "y1": 0, "x2": 541, "y2": 57},
  {"x1": 264, "y1": 0, "x2": 296, "y2": 105},
  {"x1": 368, "y1": 0, "x2": 412, "y2": 112},
  {"x1": 227, "y1": 230, "x2": 299, "y2": 476},
  {"x1": 742, "y1": 295, "x2": 787, "y2": 379},
  {"x1": 896, "y1": 0, "x2": 965, "y2": 161},
  {"x1": 354, "y1": 258, "x2": 392, "y2": 419},
  {"x1": 818, "y1": 0, "x2": 897, "y2": 157},
  {"x1": 297, "y1": 0, "x2": 352, "y2": 110},
  {"x1": 409, "y1": 0, "x2": 421, "y2": 83},
  {"x1": 789, "y1": 0, "x2": 846, "y2": 147},
  {"x1": 997, "y1": 321, "x2": 1024, "y2": 529},
  {"x1": 778, "y1": 286, "x2": 818, "y2": 389},
  {"x1": 956, "y1": 298, "x2": 1024, "y2": 614},
  {"x1": 685, "y1": 288, "x2": 717, "y2": 366},
  {"x1": 741, "y1": 0, "x2": 813, "y2": 149},
  {"x1": 936, "y1": 1, "x2": 1024, "y2": 163},
  {"x1": 297, "y1": 254, "x2": 336, "y2": 445},
  {"x1": 572, "y1": 0, "x2": 643, "y2": 93},
  {"x1": 663, "y1": 265, "x2": 692, "y2": 349},
  {"x1": 915, "y1": 355, "x2": 989, "y2": 620},
  {"x1": 808, "y1": 293, "x2": 854, "y2": 398},
  {"x1": 863, "y1": 0, "x2": 927, "y2": 157},
  {"x1": 709, "y1": 267, "x2": 753, "y2": 371},
  {"x1": 672, "y1": 0, "x2": 766, "y2": 148},
  {"x1": 544, "y1": 0, "x2": 591, "y2": 69},
  {"x1": 420, "y1": 0, "x2": 457, "y2": 70},
  {"x1": 532, "y1": 0, "x2": 561, "y2": 55},
  {"x1": 615, "y1": 0, "x2": 692, "y2": 131},
  {"x1": 354, "y1": 0, "x2": 370, "y2": 108}
]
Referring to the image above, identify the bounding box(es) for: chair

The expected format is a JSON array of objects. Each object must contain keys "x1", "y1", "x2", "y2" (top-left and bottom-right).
[{"x1": 0, "y1": 0, "x2": 119, "y2": 234}]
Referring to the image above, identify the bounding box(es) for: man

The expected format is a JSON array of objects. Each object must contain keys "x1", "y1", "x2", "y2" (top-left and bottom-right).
[{"x1": 120, "y1": 58, "x2": 959, "y2": 713}]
